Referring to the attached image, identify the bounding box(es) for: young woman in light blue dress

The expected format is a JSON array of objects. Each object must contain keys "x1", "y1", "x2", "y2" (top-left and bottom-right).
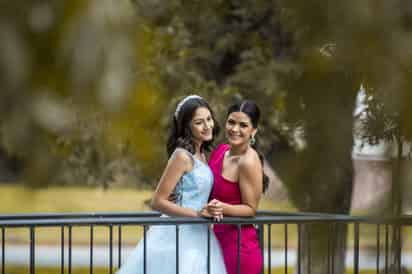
[{"x1": 116, "y1": 95, "x2": 227, "y2": 274}]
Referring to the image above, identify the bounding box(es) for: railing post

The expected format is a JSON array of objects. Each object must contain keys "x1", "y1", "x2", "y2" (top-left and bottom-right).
[
  {"x1": 90, "y1": 225, "x2": 94, "y2": 274},
  {"x1": 68, "y1": 225, "x2": 72, "y2": 274},
  {"x1": 258, "y1": 224, "x2": 264, "y2": 274},
  {"x1": 1, "y1": 227, "x2": 5, "y2": 274},
  {"x1": 207, "y1": 226, "x2": 210, "y2": 274},
  {"x1": 376, "y1": 224, "x2": 380, "y2": 273},
  {"x1": 284, "y1": 224, "x2": 287, "y2": 274},
  {"x1": 109, "y1": 225, "x2": 113, "y2": 274},
  {"x1": 385, "y1": 224, "x2": 389, "y2": 274},
  {"x1": 118, "y1": 225, "x2": 122, "y2": 268},
  {"x1": 308, "y1": 224, "x2": 311, "y2": 274},
  {"x1": 327, "y1": 223, "x2": 331, "y2": 274},
  {"x1": 353, "y1": 222, "x2": 360, "y2": 274},
  {"x1": 297, "y1": 224, "x2": 301, "y2": 274},
  {"x1": 267, "y1": 224, "x2": 272, "y2": 274},
  {"x1": 143, "y1": 225, "x2": 147, "y2": 274},
  {"x1": 176, "y1": 225, "x2": 180, "y2": 274},
  {"x1": 397, "y1": 224, "x2": 402, "y2": 274},
  {"x1": 331, "y1": 223, "x2": 335, "y2": 274},
  {"x1": 237, "y1": 224, "x2": 242, "y2": 274},
  {"x1": 61, "y1": 225, "x2": 64, "y2": 274},
  {"x1": 29, "y1": 226, "x2": 35, "y2": 274}
]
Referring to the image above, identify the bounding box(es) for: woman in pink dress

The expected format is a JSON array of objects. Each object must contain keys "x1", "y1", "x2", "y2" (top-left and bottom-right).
[{"x1": 205, "y1": 100, "x2": 269, "y2": 274}]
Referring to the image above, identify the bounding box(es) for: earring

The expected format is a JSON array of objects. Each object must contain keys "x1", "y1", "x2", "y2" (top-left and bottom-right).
[{"x1": 250, "y1": 135, "x2": 256, "y2": 145}]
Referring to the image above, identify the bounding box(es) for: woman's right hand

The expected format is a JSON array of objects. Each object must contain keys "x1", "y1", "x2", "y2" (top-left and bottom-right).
[
  {"x1": 168, "y1": 192, "x2": 177, "y2": 203},
  {"x1": 199, "y1": 207, "x2": 212, "y2": 218},
  {"x1": 199, "y1": 205, "x2": 223, "y2": 222}
]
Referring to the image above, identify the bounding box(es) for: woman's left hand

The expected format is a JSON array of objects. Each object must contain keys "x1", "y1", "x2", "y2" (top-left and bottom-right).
[{"x1": 207, "y1": 199, "x2": 224, "y2": 222}]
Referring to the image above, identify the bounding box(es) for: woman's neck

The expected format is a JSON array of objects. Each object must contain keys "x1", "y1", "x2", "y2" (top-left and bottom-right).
[
  {"x1": 228, "y1": 143, "x2": 249, "y2": 156},
  {"x1": 193, "y1": 141, "x2": 202, "y2": 155}
]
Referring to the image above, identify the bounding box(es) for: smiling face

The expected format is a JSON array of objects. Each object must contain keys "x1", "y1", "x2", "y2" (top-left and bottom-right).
[
  {"x1": 190, "y1": 106, "x2": 215, "y2": 144},
  {"x1": 225, "y1": 111, "x2": 257, "y2": 147}
]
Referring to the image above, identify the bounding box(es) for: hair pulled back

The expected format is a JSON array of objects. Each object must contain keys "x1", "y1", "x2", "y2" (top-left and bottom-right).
[{"x1": 227, "y1": 100, "x2": 269, "y2": 192}]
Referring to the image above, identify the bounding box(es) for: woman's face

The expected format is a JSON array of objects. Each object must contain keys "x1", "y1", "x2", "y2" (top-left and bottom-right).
[
  {"x1": 225, "y1": 111, "x2": 256, "y2": 146},
  {"x1": 190, "y1": 107, "x2": 215, "y2": 143}
]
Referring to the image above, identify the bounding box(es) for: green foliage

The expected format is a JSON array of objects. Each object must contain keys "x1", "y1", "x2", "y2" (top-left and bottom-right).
[
  {"x1": 133, "y1": 0, "x2": 294, "y2": 152},
  {"x1": 53, "y1": 107, "x2": 142, "y2": 188},
  {"x1": 1, "y1": 0, "x2": 412, "y2": 197},
  {"x1": 128, "y1": 0, "x2": 411, "y2": 217},
  {"x1": 355, "y1": 87, "x2": 402, "y2": 146},
  {"x1": 0, "y1": 0, "x2": 167, "y2": 188},
  {"x1": 132, "y1": 0, "x2": 357, "y2": 213}
]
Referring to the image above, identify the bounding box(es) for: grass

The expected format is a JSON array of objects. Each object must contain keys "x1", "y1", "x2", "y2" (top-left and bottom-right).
[
  {"x1": 0, "y1": 184, "x2": 294, "y2": 213},
  {"x1": 2, "y1": 185, "x2": 412, "y2": 273},
  {"x1": 1, "y1": 185, "x2": 411, "y2": 250},
  {"x1": 0, "y1": 185, "x2": 153, "y2": 213},
  {"x1": 0, "y1": 184, "x2": 154, "y2": 245},
  {"x1": 0, "y1": 184, "x2": 296, "y2": 246}
]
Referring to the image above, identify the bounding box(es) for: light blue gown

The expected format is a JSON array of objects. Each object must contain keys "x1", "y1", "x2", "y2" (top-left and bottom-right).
[{"x1": 116, "y1": 148, "x2": 227, "y2": 274}]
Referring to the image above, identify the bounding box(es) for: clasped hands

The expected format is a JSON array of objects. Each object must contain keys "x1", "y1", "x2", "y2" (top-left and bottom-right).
[
  {"x1": 199, "y1": 199, "x2": 224, "y2": 222},
  {"x1": 168, "y1": 193, "x2": 223, "y2": 221}
]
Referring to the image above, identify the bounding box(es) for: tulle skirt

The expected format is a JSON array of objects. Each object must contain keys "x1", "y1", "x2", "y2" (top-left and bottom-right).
[{"x1": 116, "y1": 223, "x2": 227, "y2": 274}]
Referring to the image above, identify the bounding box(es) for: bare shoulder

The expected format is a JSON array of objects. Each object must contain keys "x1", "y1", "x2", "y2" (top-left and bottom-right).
[
  {"x1": 238, "y1": 148, "x2": 263, "y2": 190},
  {"x1": 239, "y1": 148, "x2": 261, "y2": 170},
  {"x1": 169, "y1": 148, "x2": 193, "y2": 171}
]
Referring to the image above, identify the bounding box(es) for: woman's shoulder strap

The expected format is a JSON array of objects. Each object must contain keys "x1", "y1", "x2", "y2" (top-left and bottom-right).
[
  {"x1": 209, "y1": 143, "x2": 229, "y2": 163},
  {"x1": 170, "y1": 147, "x2": 195, "y2": 169},
  {"x1": 171, "y1": 147, "x2": 194, "y2": 159}
]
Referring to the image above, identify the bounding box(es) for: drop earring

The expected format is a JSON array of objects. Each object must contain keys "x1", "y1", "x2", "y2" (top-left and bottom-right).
[{"x1": 250, "y1": 135, "x2": 256, "y2": 145}]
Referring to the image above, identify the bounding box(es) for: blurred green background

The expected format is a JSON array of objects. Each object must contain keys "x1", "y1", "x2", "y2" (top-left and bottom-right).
[
  {"x1": 1, "y1": 0, "x2": 411, "y2": 210},
  {"x1": 1, "y1": 0, "x2": 412, "y2": 273}
]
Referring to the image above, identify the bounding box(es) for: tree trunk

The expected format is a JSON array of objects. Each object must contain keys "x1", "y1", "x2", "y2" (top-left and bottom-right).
[
  {"x1": 386, "y1": 132, "x2": 409, "y2": 274},
  {"x1": 298, "y1": 223, "x2": 347, "y2": 274},
  {"x1": 270, "y1": 69, "x2": 358, "y2": 274}
]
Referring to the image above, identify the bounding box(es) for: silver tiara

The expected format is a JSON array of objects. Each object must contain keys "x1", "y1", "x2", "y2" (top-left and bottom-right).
[{"x1": 174, "y1": 95, "x2": 203, "y2": 118}]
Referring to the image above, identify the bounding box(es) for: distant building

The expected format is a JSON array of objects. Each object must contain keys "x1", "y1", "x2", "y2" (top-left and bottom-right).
[{"x1": 351, "y1": 84, "x2": 411, "y2": 212}]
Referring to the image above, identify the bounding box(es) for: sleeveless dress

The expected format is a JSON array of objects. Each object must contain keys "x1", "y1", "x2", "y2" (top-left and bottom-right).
[
  {"x1": 209, "y1": 144, "x2": 263, "y2": 274},
  {"x1": 117, "y1": 148, "x2": 227, "y2": 274}
]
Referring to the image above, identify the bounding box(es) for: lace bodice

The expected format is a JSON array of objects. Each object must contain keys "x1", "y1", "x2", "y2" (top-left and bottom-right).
[{"x1": 173, "y1": 148, "x2": 214, "y2": 211}]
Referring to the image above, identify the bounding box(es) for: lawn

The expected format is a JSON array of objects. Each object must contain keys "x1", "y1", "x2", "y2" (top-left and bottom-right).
[
  {"x1": 2, "y1": 185, "x2": 412, "y2": 274},
  {"x1": 0, "y1": 184, "x2": 411, "y2": 250},
  {"x1": 0, "y1": 184, "x2": 294, "y2": 213},
  {"x1": 0, "y1": 184, "x2": 295, "y2": 246}
]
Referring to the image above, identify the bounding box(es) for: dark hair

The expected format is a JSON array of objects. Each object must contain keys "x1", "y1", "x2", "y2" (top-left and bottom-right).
[
  {"x1": 227, "y1": 100, "x2": 269, "y2": 193},
  {"x1": 167, "y1": 96, "x2": 220, "y2": 156}
]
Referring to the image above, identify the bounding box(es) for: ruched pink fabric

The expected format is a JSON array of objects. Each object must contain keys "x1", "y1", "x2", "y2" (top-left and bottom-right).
[{"x1": 209, "y1": 144, "x2": 263, "y2": 274}]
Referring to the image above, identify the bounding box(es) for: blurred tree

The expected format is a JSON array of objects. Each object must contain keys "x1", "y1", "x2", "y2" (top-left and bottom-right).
[
  {"x1": 131, "y1": 0, "x2": 412, "y2": 273},
  {"x1": 128, "y1": 1, "x2": 355, "y2": 273},
  {"x1": 0, "y1": 0, "x2": 410, "y2": 272},
  {"x1": 344, "y1": 1, "x2": 412, "y2": 272},
  {"x1": 0, "y1": 0, "x2": 171, "y2": 188},
  {"x1": 355, "y1": 85, "x2": 411, "y2": 273}
]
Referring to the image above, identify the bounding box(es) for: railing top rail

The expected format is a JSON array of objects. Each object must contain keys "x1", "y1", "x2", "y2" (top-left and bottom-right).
[
  {"x1": 0, "y1": 211, "x2": 161, "y2": 220},
  {"x1": 0, "y1": 211, "x2": 411, "y2": 227},
  {"x1": 0, "y1": 210, "x2": 299, "y2": 220}
]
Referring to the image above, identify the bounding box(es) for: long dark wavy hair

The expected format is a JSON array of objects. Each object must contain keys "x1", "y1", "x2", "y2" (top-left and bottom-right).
[
  {"x1": 167, "y1": 96, "x2": 220, "y2": 157},
  {"x1": 226, "y1": 100, "x2": 270, "y2": 193}
]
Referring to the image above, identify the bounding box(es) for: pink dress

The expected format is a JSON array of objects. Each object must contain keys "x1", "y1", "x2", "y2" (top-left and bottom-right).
[{"x1": 209, "y1": 144, "x2": 263, "y2": 274}]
